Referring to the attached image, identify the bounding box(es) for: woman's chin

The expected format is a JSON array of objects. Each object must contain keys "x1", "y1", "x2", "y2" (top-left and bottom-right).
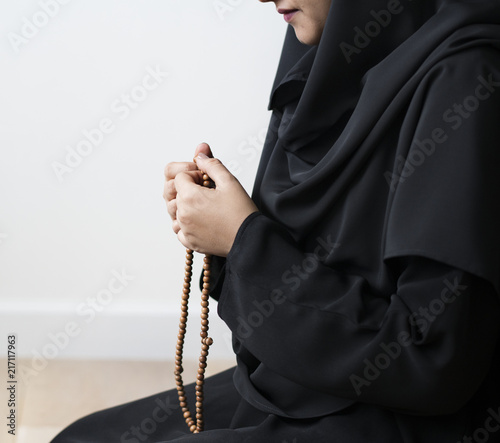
[{"x1": 293, "y1": 26, "x2": 322, "y2": 46}]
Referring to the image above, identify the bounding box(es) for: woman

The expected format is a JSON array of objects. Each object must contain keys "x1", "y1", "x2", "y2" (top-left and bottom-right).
[{"x1": 52, "y1": 0, "x2": 500, "y2": 441}]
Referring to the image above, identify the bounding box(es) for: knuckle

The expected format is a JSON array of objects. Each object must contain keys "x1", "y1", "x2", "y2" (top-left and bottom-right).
[
  {"x1": 165, "y1": 162, "x2": 188, "y2": 179},
  {"x1": 168, "y1": 180, "x2": 176, "y2": 196},
  {"x1": 177, "y1": 230, "x2": 196, "y2": 251},
  {"x1": 167, "y1": 201, "x2": 177, "y2": 219},
  {"x1": 172, "y1": 220, "x2": 180, "y2": 234},
  {"x1": 178, "y1": 187, "x2": 198, "y2": 206},
  {"x1": 164, "y1": 182, "x2": 175, "y2": 202},
  {"x1": 174, "y1": 171, "x2": 186, "y2": 185},
  {"x1": 207, "y1": 158, "x2": 220, "y2": 166},
  {"x1": 176, "y1": 207, "x2": 189, "y2": 225},
  {"x1": 184, "y1": 233, "x2": 197, "y2": 250},
  {"x1": 164, "y1": 162, "x2": 175, "y2": 178}
]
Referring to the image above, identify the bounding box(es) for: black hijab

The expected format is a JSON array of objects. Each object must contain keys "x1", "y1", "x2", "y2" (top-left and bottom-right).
[{"x1": 252, "y1": 0, "x2": 500, "y2": 295}]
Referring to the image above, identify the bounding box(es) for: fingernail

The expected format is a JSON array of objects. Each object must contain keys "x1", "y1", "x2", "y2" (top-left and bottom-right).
[{"x1": 197, "y1": 153, "x2": 209, "y2": 159}]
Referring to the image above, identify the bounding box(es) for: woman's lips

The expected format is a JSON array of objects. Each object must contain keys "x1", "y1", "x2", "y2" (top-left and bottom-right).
[{"x1": 278, "y1": 8, "x2": 299, "y2": 23}]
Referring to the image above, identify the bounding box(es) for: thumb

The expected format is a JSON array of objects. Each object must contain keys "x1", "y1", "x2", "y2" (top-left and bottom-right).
[
  {"x1": 195, "y1": 153, "x2": 233, "y2": 186},
  {"x1": 194, "y1": 142, "x2": 213, "y2": 159}
]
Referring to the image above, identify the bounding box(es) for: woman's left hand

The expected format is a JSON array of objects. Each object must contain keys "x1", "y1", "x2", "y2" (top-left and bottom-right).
[{"x1": 172, "y1": 149, "x2": 258, "y2": 257}]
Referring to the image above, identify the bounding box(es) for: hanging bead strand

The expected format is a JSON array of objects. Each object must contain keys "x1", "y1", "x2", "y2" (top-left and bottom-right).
[{"x1": 174, "y1": 171, "x2": 213, "y2": 434}]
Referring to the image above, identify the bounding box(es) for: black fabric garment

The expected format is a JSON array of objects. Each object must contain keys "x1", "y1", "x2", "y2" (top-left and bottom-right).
[{"x1": 52, "y1": 0, "x2": 500, "y2": 441}]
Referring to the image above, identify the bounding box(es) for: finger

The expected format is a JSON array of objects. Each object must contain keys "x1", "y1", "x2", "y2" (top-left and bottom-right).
[
  {"x1": 164, "y1": 161, "x2": 198, "y2": 180},
  {"x1": 194, "y1": 155, "x2": 234, "y2": 187},
  {"x1": 177, "y1": 230, "x2": 192, "y2": 251},
  {"x1": 174, "y1": 170, "x2": 204, "y2": 192},
  {"x1": 172, "y1": 219, "x2": 181, "y2": 235},
  {"x1": 163, "y1": 179, "x2": 177, "y2": 202},
  {"x1": 194, "y1": 142, "x2": 213, "y2": 159},
  {"x1": 167, "y1": 199, "x2": 177, "y2": 221}
]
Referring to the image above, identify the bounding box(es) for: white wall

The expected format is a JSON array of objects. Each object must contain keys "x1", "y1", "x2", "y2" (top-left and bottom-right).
[{"x1": 0, "y1": 0, "x2": 287, "y2": 362}]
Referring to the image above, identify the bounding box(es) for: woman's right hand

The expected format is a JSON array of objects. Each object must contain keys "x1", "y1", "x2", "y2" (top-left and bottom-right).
[{"x1": 163, "y1": 142, "x2": 213, "y2": 235}]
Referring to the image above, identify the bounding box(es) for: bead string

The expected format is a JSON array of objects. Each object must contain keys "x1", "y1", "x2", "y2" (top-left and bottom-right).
[{"x1": 174, "y1": 171, "x2": 213, "y2": 434}]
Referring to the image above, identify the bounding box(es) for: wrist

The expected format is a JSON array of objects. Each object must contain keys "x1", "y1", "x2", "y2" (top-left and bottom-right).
[{"x1": 223, "y1": 211, "x2": 261, "y2": 259}]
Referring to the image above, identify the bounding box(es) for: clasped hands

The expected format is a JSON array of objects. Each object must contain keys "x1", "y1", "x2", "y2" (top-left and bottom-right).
[{"x1": 163, "y1": 142, "x2": 258, "y2": 257}]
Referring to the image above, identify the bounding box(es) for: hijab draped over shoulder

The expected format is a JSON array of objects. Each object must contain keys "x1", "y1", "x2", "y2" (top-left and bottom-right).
[{"x1": 252, "y1": 0, "x2": 500, "y2": 293}]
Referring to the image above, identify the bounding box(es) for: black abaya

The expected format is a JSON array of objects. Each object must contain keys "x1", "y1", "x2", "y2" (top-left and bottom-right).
[{"x1": 52, "y1": 0, "x2": 500, "y2": 441}]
